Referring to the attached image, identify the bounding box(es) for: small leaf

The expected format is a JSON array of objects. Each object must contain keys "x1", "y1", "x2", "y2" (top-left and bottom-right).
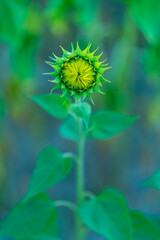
[
  {"x1": 59, "y1": 115, "x2": 87, "y2": 141},
  {"x1": 59, "y1": 115, "x2": 78, "y2": 141},
  {"x1": 87, "y1": 110, "x2": 138, "y2": 140},
  {"x1": 131, "y1": 211, "x2": 160, "y2": 240},
  {"x1": 26, "y1": 146, "x2": 72, "y2": 200},
  {"x1": 0, "y1": 193, "x2": 59, "y2": 240},
  {"x1": 69, "y1": 102, "x2": 91, "y2": 127},
  {"x1": 78, "y1": 188, "x2": 132, "y2": 240},
  {"x1": 30, "y1": 94, "x2": 71, "y2": 119},
  {"x1": 141, "y1": 168, "x2": 160, "y2": 190}
]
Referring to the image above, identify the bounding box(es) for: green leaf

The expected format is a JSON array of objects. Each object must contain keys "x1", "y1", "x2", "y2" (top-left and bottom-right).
[
  {"x1": 69, "y1": 102, "x2": 91, "y2": 127},
  {"x1": 141, "y1": 168, "x2": 160, "y2": 190},
  {"x1": 112, "y1": 0, "x2": 160, "y2": 45},
  {"x1": 128, "y1": 0, "x2": 160, "y2": 45},
  {"x1": 0, "y1": 0, "x2": 41, "y2": 81},
  {"x1": 26, "y1": 146, "x2": 72, "y2": 200},
  {"x1": 0, "y1": 0, "x2": 26, "y2": 44},
  {"x1": 0, "y1": 193, "x2": 60, "y2": 240},
  {"x1": 143, "y1": 45, "x2": 160, "y2": 83},
  {"x1": 78, "y1": 188, "x2": 132, "y2": 240},
  {"x1": 59, "y1": 115, "x2": 87, "y2": 141},
  {"x1": 12, "y1": 33, "x2": 39, "y2": 80},
  {"x1": 131, "y1": 211, "x2": 160, "y2": 240},
  {"x1": 30, "y1": 94, "x2": 71, "y2": 119},
  {"x1": 0, "y1": 94, "x2": 5, "y2": 118},
  {"x1": 87, "y1": 110, "x2": 138, "y2": 140},
  {"x1": 59, "y1": 115, "x2": 78, "y2": 141},
  {"x1": 30, "y1": 237, "x2": 60, "y2": 240},
  {"x1": 29, "y1": 237, "x2": 60, "y2": 240}
]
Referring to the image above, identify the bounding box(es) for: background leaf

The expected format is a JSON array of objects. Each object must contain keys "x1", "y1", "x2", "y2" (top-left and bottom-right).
[
  {"x1": 0, "y1": 94, "x2": 5, "y2": 118},
  {"x1": 128, "y1": 0, "x2": 160, "y2": 45},
  {"x1": 30, "y1": 94, "x2": 71, "y2": 119},
  {"x1": 0, "y1": 193, "x2": 59, "y2": 240},
  {"x1": 131, "y1": 211, "x2": 160, "y2": 240},
  {"x1": 141, "y1": 168, "x2": 160, "y2": 190},
  {"x1": 113, "y1": 0, "x2": 160, "y2": 45},
  {"x1": 26, "y1": 146, "x2": 72, "y2": 200},
  {"x1": 78, "y1": 188, "x2": 132, "y2": 240},
  {"x1": 87, "y1": 110, "x2": 138, "y2": 140},
  {"x1": 12, "y1": 33, "x2": 39, "y2": 80},
  {"x1": 29, "y1": 237, "x2": 60, "y2": 240},
  {"x1": 0, "y1": 0, "x2": 26, "y2": 44}
]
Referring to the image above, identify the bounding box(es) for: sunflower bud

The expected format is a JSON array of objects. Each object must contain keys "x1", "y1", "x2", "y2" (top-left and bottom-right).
[{"x1": 45, "y1": 42, "x2": 111, "y2": 102}]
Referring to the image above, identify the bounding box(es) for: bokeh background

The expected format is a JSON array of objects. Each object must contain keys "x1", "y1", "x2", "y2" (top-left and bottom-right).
[{"x1": 0, "y1": 0, "x2": 160, "y2": 239}]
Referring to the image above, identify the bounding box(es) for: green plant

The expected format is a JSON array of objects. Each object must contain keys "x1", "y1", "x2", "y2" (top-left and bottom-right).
[{"x1": 1, "y1": 43, "x2": 160, "y2": 240}]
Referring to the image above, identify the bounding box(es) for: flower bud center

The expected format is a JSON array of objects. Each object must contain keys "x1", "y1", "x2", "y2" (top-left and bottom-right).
[{"x1": 62, "y1": 58, "x2": 95, "y2": 91}]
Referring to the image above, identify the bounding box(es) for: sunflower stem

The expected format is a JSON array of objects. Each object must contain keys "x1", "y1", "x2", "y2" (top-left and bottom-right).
[
  {"x1": 54, "y1": 200, "x2": 76, "y2": 212},
  {"x1": 75, "y1": 98, "x2": 85, "y2": 240}
]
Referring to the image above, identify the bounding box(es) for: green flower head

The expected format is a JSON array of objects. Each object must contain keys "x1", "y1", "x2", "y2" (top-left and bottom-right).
[{"x1": 46, "y1": 42, "x2": 111, "y2": 102}]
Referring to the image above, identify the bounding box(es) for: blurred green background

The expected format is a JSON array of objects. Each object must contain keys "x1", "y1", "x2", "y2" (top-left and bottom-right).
[{"x1": 0, "y1": 0, "x2": 160, "y2": 239}]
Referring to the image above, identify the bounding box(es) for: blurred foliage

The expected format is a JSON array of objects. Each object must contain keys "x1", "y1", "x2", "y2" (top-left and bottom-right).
[
  {"x1": 114, "y1": 0, "x2": 160, "y2": 45},
  {"x1": 78, "y1": 188, "x2": 132, "y2": 240},
  {"x1": 0, "y1": 0, "x2": 160, "y2": 238},
  {"x1": 0, "y1": 94, "x2": 5, "y2": 118},
  {"x1": 128, "y1": 0, "x2": 160, "y2": 45},
  {"x1": 147, "y1": 96, "x2": 160, "y2": 131},
  {"x1": 144, "y1": 44, "x2": 160, "y2": 84},
  {"x1": 44, "y1": 0, "x2": 99, "y2": 36},
  {"x1": 131, "y1": 211, "x2": 160, "y2": 240},
  {"x1": 0, "y1": 0, "x2": 41, "y2": 80},
  {"x1": 0, "y1": 193, "x2": 59, "y2": 239},
  {"x1": 30, "y1": 94, "x2": 71, "y2": 119},
  {"x1": 142, "y1": 168, "x2": 160, "y2": 190},
  {"x1": 26, "y1": 146, "x2": 72, "y2": 200}
]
